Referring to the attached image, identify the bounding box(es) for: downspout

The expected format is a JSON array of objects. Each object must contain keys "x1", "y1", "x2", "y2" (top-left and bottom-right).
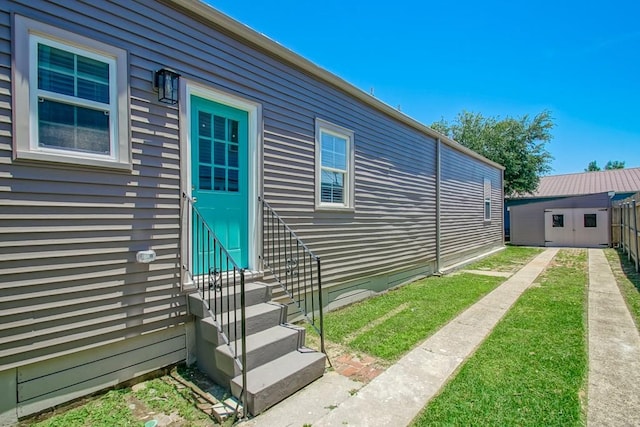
[
  {"x1": 501, "y1": 168, "x2": 505, "y2": 244},
  {"x1": 435, "y1": 138, "x2": 441, "y2": 274},
  {"x1": 634, "y1": 199, "x2": 639, "y2": 272},
  {"x1": 628, "y1": 202, "x2": 632, "y2": 262}
]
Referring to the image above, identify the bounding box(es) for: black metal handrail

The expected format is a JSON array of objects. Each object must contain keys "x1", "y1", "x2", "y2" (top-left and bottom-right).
[
  {"x1": 259, "y1": 197, "x2": 325, "y2": 354},
  {"x1": 182, "y1": 192, "x2": 247, "y2": 414}
]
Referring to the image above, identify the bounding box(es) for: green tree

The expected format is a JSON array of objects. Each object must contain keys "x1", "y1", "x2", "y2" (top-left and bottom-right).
[
  {"x1": 431, "y1": 110, "x2": 554, "y2": 197},
  {"x1": 605, "y1": 160, "x2": 625, "y2": 170},
  {"x1": 584, "y1": 160, "x2": 625, "y2": 171},
  {"x1": 585, "y1": 161, "x2": 601, "y2": 172}
]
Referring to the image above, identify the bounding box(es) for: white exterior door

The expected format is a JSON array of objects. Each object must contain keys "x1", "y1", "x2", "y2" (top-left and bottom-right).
[{"x1": 544, "y1": 208, "x2": 609, "y2": 247}]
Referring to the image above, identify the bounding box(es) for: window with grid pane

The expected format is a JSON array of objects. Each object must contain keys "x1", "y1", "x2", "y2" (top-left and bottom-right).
[
  {"x1": 320, "y1": 132, "x2": 347, "y2": 203},
  {"x1": 13, "y1": 15, "x2": 129, "y2": 168},
  {"x1": 315, "y1": 119, "x2": 354, "y2": 210},
  {"x1": 198, "y1": 112, "x2": 240, "y2": 192},
  {"x1": 483, "y1": 178, "x2": 491, "y2": 221},
  {"x1": 35, "y1": 40, "x2": 113, "y2": 155}
]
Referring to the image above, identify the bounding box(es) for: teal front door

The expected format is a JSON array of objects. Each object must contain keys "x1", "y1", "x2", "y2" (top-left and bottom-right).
[{"x1": 191, "y1": 95, "x2": 249, "y2": 269}]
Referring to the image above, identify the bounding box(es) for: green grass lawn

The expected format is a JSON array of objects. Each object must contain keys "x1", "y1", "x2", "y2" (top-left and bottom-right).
[
  {"x1": 605, "y1": 248, "x2": 640, "y2": 330},
  {"x1": 26, "y1": 372, "x2": 216, "y2": 427},
  {"x1": 29, "y1": 246, "x2": 546, "y2": 426},
  {"x1": 466, "y1": 246, "x2": 544, "y2": 272},
  {"x1": 323, "y1": 246, "x2": 543, "y2": 362},
  {"x1": 412, "y1": 249, "x2": 588, "y2": 426},
  {"x1": 29, "y1": 387, "x2": 138, "y2": 427}
]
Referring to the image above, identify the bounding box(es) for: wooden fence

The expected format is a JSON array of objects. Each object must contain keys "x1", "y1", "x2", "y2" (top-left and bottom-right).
[{"x1": 612, "y1": 192, "x2": 640, "y2": 273}]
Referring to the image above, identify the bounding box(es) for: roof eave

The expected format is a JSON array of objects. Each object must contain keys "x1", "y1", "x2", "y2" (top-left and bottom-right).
[{"x1": 165, "y1": 0, "x2": 505, "y2": 171}]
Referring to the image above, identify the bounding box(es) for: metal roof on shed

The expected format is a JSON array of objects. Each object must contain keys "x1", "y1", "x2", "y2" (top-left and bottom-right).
[{"x1": 519, "y1": 167, "x2": 640, "y2": 199}]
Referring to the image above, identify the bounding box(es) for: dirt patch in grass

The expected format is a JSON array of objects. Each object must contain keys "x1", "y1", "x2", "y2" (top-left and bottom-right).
[
  {"x1": 305, "y1": 329, "x2": 389, "y2": 384},
  {"x1": 21, "y1": 366, "x2": 223, "y2": 427}
]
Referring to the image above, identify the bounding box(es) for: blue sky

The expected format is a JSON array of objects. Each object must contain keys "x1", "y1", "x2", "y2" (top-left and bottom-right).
[{"x1": 207, "y1": 0, "x2": 640, "y2": 175}]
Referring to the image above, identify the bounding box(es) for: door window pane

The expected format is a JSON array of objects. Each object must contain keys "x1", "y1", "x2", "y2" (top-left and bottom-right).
[
  {"x1": 214, "y1": 142, "x2": 226, "y2": 166},
  {"x1": 229, "y1": 120, "x2": 239, "y2": 143},
  {"x1": 198, "y1": 112, "x2": 211, "y2": 137},
  {"x1": 214, "y1": 167, "x2": 226, "y2": 191},
  {"x1": 214, "y1": 115, "x2": 225, "y2": 140},
  {"x1": 228, "y1": 169, "x2": 239, "y2": 192},
  {"x1": 584, "y1": 214, "x2": 597, "y2": 228},
  {"x1": 199, "y1": 139, "x2": 211, "y2": 164},
  {"x1": 197, "y1": 114, "x2": 243, "y2": 193},
  {"x1": 552, "y1": 214, "x2": 564, "y2": 228},
  {"x1": 228, "y1": 144, "x2": 239, "y2": 168},
  {"x1": 199, "y1": 165, "x2": 211, "y2": 190}
]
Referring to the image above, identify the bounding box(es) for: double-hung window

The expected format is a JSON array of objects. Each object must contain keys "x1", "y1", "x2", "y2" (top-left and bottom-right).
[
  {"x1": 483, "y1": 178, "x2": 492, "y2": 221},
  {"x1": 13, "y1": 15, "x2": 130, "y2": 168},
  {"x1": 315, "y1": 119, "x2": 355, "y2": 210}
]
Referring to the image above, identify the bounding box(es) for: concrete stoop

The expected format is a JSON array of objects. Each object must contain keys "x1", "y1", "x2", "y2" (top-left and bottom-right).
[
  {"x1": 187, "y1": 283, "x2": 325, "y2": 416},
  {"x1": 231, "y1": 349, "x2": 326, "y2": 415}
]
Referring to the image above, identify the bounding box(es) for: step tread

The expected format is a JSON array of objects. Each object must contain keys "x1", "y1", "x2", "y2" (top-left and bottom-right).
[
  {"x1": 200, "y1": 301, "x2": 283, "y2": 326},
  {"x1": 191, "y1": 280, "x2": 270, "y2": 298},
  {"x1": 217, "y1": 324, "x2": 301, "y2": 357},
  {"x1": 233, "y1": 349, "x2": 325, "y2": 392}
]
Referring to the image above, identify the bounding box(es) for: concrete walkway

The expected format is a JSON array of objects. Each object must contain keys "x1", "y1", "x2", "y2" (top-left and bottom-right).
[
  {"x1": 587, "y1": 249, "x2": 640, "y2": 426},
  {"x1": 241, "y1": 248, "x2": 558, "y2": 427}
]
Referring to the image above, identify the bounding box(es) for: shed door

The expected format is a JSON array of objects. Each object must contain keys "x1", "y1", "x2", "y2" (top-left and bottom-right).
[
  {"x1": 544, "y1": 208, "x2": 609, "y2": 248},
  {"x1": 191, "y1": 95, "x2": 249, "y2": 268}
]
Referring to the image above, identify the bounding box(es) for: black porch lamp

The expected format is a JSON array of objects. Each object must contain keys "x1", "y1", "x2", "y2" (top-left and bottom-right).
[{"x1": 154, "y1": 69, "x2": 180, "y2": 105}]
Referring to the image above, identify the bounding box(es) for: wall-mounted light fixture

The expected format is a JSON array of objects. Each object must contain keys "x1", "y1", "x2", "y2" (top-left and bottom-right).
[{"x1": 154, "y1": 69, "x2": 180, "y2": 105}]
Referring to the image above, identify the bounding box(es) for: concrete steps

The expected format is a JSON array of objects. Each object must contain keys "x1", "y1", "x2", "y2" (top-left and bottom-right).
[
  {"x1": 189, "y1": 281, "x2": 325, "y2": 415},
  {"x1": 187, "y1": 282, "x2": 271, "y2": 317},
  {"x1": 198, "y1": 302, "x2": 286, "y2": 345},
  {"x1": 215, "y1": 324, "x2": 304, "y2": 378},
  {"x1": 230, "y1": 349, "x2": 327, "y2": 415}
]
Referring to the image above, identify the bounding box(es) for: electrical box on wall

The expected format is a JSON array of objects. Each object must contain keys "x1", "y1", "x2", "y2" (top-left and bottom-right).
[{"x1": 136, "y1": 250, "x2": 156, "y2": 263}]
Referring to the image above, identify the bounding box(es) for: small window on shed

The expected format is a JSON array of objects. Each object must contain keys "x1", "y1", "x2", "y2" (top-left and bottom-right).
[
  {"x1": 584, "y1": 214, "x2": 597, "y2": 228},
  {"x1": 552, "y1": 214, "x2": 564, "y2": 227}
]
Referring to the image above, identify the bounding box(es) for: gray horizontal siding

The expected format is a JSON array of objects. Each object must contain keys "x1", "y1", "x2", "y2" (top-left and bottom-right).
[
  {"x1": 0, "y1": 0, "x2": 187, "y2": 373},
  {"x1": 0, "y1": 0, "x2": 502, "y2": 392},
  {"x1": 16, "y1": 327, "x2": 185, "y2": 417},
  {"x1": 440, "y1": 146, "x2": 503, "y2": 266},
  {"x1": 510, "y1": 193, "x2": 611, "y2": 246}
]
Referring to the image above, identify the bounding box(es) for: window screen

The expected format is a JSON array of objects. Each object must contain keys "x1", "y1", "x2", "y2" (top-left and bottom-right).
[
  {"x1": 319, "y1": 130, "x2": 349, "y2": 205},
  {"x1": 584, "y1": 214, "x2": 597, "y2": 228},
  {"x1": 37, "y1": 43, "x2": 112, "y2": 155}
]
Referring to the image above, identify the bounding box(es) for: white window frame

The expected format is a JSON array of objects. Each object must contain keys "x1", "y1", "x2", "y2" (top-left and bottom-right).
[
  {"x1": 484, "y1": 178, "x2": 492, "y2": 221},
  {"x1": 315, "y1": 118, "x2": 355, "y2": 211},
  {"x1": 12, "y1": 15, "x2": 130, "y2": 169}
]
